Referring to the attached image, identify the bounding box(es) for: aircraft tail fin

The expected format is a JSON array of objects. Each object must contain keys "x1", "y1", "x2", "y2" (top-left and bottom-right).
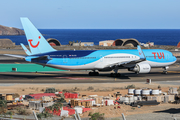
[
  {"x1": 20, "y1": 17, "x2": 56, "y2": 55},
  {"x1": 137, "y1": 45, "x2": 146, "y2": 59}
]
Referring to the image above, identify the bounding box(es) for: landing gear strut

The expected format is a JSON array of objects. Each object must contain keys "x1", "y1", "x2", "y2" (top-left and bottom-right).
[
  {"x1": 89, "y1": 71, "x2": 99, "y2": 76},
  {"x1": 163, "y1": 66, "x2": 169, "y2": 74},
  {"x1": 110, "y1": 68, "x2": 121, "y2": 77}
]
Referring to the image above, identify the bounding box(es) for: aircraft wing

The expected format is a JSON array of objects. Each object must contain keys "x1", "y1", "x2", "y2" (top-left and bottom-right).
[
  {"x1": 105, "y1": 58, "x2": 145, "y2": 68},
  {"x1": 4, "y1": 54, "x2": 26, "y2": 59},
  {"x1": 105, "y1": 45, "x2": 146, "y2": 68}
]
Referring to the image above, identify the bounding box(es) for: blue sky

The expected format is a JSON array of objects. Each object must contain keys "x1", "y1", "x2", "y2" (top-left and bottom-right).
[{"x1": 0, "y1": 0, "x2": 180, "y2": 29}]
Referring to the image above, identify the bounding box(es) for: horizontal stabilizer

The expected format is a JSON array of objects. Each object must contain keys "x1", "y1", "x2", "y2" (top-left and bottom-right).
[
  {"x1": 31, "y1": 55, "x2": 51, "y2": 61},
  {"x1": 20, "y1": 43, "x2": 32, "y2": 55},
  {"x1": 4, "y1": 54, "x2": 26, "y2": 59}
]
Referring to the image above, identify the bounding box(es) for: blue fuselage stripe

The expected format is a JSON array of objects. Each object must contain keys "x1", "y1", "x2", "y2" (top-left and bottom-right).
[{"x1": 26, "y1": 49, "x2": 176, "y2": 66}]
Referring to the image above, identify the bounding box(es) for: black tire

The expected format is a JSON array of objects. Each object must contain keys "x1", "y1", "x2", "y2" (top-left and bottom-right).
[
  {"x1": 95, "y1": 72, "x2": 99, "y2": 76},
  {"x1": 116, "y1": 73, "x2": 121, "y2": 77},
  {"x1": 89, "y1": 72, "x2": 92, "y2": 76},
  {"x1": 110, "y1": 73, "x2": 114, "y2": 77}
]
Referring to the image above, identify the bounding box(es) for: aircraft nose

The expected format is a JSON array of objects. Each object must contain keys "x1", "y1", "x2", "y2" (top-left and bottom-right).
[{"x1": 174, "y1": 56, "x2": 177, "y2": 62}]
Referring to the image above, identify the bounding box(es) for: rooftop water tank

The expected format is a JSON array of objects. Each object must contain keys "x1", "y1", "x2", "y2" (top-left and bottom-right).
[
  {"x1": 135, "y1": 89, "x2": 142, "y2": 96},
  {"x1": 128, "y1": 89, "x2": 135, "y2": 95},
  {"x1": 142, "y1": 89, "x2": 150, "y2": 96},
  {"x1": 152, "y1": 89, "x2": 160, "y2": 95}
]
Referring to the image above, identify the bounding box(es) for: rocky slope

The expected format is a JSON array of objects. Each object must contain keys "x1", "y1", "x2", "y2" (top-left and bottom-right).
[{"x1": 0, "y1": 25, "x2": 24, "y2": 35}]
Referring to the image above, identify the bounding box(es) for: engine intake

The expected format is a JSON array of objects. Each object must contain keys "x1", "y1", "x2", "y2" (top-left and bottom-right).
[{"x1": 130, "y1": 63, "x2": 151, "y2": 73}]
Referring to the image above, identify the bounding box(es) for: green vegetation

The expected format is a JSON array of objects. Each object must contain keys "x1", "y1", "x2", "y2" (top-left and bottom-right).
[
  {"x1": 37, "y1": 99, "x2": 63, "y2": 119},
  {"x1": 125, "y1": 84, "x2": 135, "y2": 89},
  {"x1": 0, "y1": 100, "x2": 7, "y2": 117},
  {"x1": 0, "y1": 100, "x2": 15, "y2": 118},
  {"x1": 37, "y1": 110, "x2": 53, "y2": 120},
  {"x1": 16, "y1": 107, "x2": 31, "y2": 115},
  {"x1": 12, "y1": 93, "x2": 20, "y2": 99},
  {"x1": 87, "y1": 86, "x2": 94, "y2": 91},
  {"x1": 45, "y1": 87, "x2": 56, "y2": 93},
  {"x1": 89, "y1": 112, "x2": 105, "y2": 120},
  {"x1": 158, "y1": 85, "x2": 161, "y2": 89},
  {"x1": 0, "y1": 100, "x2": 7, "y2": 108},
  {"x1": 6, "y1": 111, "x2": 14, "y2": 119}
]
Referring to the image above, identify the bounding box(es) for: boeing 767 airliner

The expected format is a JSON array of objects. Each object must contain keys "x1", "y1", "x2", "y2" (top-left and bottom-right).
[{"x1": 5, "y1": 18, "x2": 177, "y2": 77}]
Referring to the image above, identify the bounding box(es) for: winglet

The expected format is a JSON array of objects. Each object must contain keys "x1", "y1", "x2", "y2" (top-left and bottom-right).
[
  {"x1": 137, "y1": 45, "x2": 146, "y2": 59},
  {"x1": 20, "y1": 43, "x2": 32, "y2": 56}
]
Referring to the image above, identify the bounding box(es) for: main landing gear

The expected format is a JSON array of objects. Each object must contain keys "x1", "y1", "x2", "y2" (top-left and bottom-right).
[
  {"x1": 110, "y1": 68, "x2": 121, "y2": 77},
  {"x1": 89, "y1": 71, "x2": 99, "y2": 76},
  {"x1": 110, "y1": 73, "x2": 121, "y2": 77},
  {"x1": 163, "y1": 66, "x2": 169, "y2": 74}
]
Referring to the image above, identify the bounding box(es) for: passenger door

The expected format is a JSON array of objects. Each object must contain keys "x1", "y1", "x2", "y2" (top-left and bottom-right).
[
  {"x1": 166, "y1": 53, "x2": 169, "y2": 61},
  {"x1": 63, "y1": 55, "x2": 68, "y2": 63}
]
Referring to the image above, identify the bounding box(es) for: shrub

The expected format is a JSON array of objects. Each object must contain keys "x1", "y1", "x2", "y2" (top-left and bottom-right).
[
  {"x1": 37, "y1": 113, "x2": 43, "y2": 119},
  {"x1": 73, "y1": 87, "x2": 80, "y2": 91},
  {"x1": 125, "y1": 84, "x2": 135, "y2": 89},
  {"x1": 158, "y1": 85, "x2": 161, "y2": 89},
  {"x1": 0, "y1": 100, "x2": 7, "y2": 108},
  {"x1": 45, "y1": 87, "x2": 56, "y2": 93},
  {"x1": 0, "y1": 100, "x2": 7, "y2": 117},
  {"x1": 87, "y1": 86, "x2": 94, "y2": 91},
  {"x1": 37, "y1": 110, "x2": 53, "y2": 119},
  {"x1": 40, "y1": 88, "x2": 45, "y2": 92},
  {"x1": 12, "y1": 93, "x2": 20, "y2": 99},
  {"x1": 16, "y1": 107, "x2": 31, "y2": 115},
  {"x1": 89, "y1": 112, "x2": 105, "y2": 120},
  {"x1": 6, "y1": 111, "x2": 14, "y2": 119},
  {"x1": 56, "y1": 89, "x2": 61, "y2": 92},
  {"x1": 0, "y1": 107, "x2": 7, "y2": 117}
]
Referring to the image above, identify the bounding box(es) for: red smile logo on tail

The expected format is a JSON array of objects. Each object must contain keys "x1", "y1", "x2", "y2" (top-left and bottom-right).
[
  {"x1": 28, "y1": 39, "x2": 40, "y2": 48},
  {"x1": 28, "y1": 36, "x2": 41, "y2": 48}
]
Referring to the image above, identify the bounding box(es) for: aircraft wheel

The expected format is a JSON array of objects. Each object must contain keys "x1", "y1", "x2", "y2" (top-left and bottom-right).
[
  {"x1": 135, "y1": 72, "x2": 139, "y2": 74},
  {"x1": 89, "y1": 72, "x2": 93, "y2": 76},
  {"x1": 116, "y1": 73, "x2": 121, "y2": 77},
  {"x1": 95, "y1": 72, "x2": 99, "y2": 76},
  {"x1": 110, "y1": 73, "x2": 121, "y2": 77},
  {"x1": 110, "y1": 73, "x2": 114, "y2": 77},
  {"x1": 89, "y1": 72, "x2": 99, "y2": 76},
  {"x1": 163, "y1": 71, "x2": 168, "y2": 74}
]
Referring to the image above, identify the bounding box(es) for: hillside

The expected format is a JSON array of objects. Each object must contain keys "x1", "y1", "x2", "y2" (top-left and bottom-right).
[{"x1": 0, "y1": 25, "x2": 24, "y2": 35}]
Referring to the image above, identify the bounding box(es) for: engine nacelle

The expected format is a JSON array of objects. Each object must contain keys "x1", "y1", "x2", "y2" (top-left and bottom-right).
[{"x1": 130, "y1": 63, "x2": 151, "y2": 73}]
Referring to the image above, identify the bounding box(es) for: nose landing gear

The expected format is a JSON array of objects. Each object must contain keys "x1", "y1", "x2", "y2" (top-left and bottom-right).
[{"x1": 163, "y1": 66, "x2": 169, "y2": 74}]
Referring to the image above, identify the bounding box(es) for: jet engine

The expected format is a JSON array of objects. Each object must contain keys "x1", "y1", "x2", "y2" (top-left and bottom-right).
[{"x1": 129, "y1": 63, "x2": 151, "y2": 73}]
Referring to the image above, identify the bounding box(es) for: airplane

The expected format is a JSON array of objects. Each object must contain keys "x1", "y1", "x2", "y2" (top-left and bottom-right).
[{"x1": 5, "y1": 18, "x2": 177, "y2": 77}]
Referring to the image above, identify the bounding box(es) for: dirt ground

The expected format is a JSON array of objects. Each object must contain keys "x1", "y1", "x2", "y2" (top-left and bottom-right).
[
  {"x1": 0, "y1": 82, "x2": 180, "y2": 118},
  {"x1": 0, "y1": 82, "x2": 174, "y2": 96}
]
